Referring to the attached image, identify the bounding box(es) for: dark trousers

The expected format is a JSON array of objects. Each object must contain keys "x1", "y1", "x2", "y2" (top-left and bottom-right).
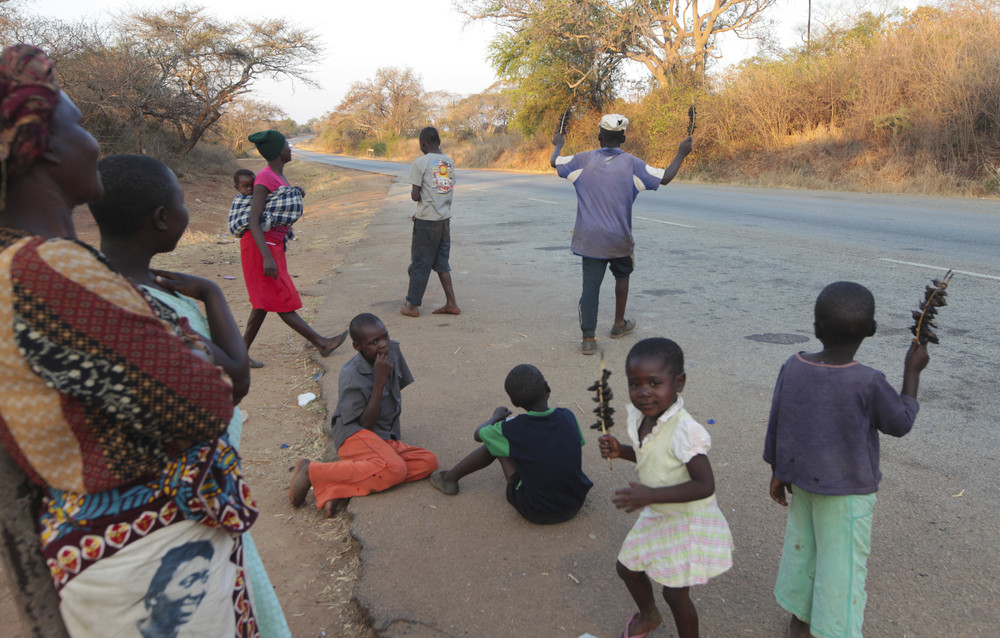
[
  {"x1": 578, "y1": 255, "x2": 634, "y2": 338},
  {"x1": 406, "y1": 218, "x2": 451, "y2": 306}
]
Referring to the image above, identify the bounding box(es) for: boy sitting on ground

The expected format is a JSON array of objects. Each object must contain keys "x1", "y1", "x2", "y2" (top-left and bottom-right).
[
  {"x1": 289, "y1": 313, "x2": 439, "y2": 516},
  {"x1": 430, "y1": 364, "x2": 593, "y2": 525}
]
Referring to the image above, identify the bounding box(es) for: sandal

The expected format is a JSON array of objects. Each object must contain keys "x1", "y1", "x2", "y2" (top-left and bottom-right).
[{"x1": 609, "y1": 319, "x2": 636, "y2": 339}]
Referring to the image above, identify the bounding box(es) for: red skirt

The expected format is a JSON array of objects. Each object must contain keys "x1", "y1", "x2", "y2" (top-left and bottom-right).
[{"x1": 240, "y1": 228, "x2": 302, "y2": 312}]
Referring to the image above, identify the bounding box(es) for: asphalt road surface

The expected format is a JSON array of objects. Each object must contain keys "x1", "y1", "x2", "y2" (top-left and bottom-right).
[{"x1": 298, "y1": 144, "x2": 999, "y2": 638}]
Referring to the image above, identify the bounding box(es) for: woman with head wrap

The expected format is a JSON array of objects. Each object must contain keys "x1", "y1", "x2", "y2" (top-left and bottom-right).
[
  {"x1": 239, "y1": 129, "x2": 347, "y2": 367},
  {"x1": 0, "y1": 45, "x2": 259, "y2": 637}
]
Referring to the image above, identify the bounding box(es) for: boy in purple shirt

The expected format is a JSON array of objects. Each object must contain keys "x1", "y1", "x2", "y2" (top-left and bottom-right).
[
  {"x1": 550, "y1": 114, "x2": 692, "y2": 354},
  {"x1": 764, "y1": 281, "x2": 929, "y2": 638}
]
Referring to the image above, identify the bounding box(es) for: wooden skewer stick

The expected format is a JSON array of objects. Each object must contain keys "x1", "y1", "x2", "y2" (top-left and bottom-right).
[
  {"x1": 912, "y1": 269, "x2": 953, "y2": 344},
  {"x1": 599, "y1": 349, "x2": 612, "y2": 469}
]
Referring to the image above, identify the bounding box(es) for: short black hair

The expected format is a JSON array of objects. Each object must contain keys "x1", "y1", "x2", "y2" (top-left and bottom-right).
[
  {"x1": 349, "y1": 312, "x2": 384, "y2": 342},
  {"x1": 89, "y1": 154, "x2": 176, "y2": 238},
  {"x1": 626, "y1": 338, "x2": 684, "y2": 375},
  {"x1": 233, "y1": 168, "x2": 254, "y2": 184},
  {"x1": 598, "y1": 128, "x2": 626, "y2": 146},
  {"x1": 814, "y1": 281, "x2": 876, "y2": 343},
  {"x1": 503, "y1": 364, "x2": 547, "y2": 408},
  {"x1": 419, "y1": 126, "x2": 440, "y2": 144}
]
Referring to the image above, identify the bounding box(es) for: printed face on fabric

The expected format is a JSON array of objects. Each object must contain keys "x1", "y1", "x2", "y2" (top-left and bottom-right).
[
  {"x1": 626, "y1": 354, "x2": 687, "y2": 420},
  {"x1": 354, "y1": 321, "x2": 390, "y2": 363},
  {"x1": 141, "y1": 540, "x2": 214, "y2": 635},
  {"x1": 44, "y1": 93, "x2": 103, "y2": 205}
]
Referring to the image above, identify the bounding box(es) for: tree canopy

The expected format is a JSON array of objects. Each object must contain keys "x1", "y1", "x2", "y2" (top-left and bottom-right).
[
  {"x1": 0, "y1": 4, "x2": 320, "y2": 158},
  {"x1": 461, "y1": 0, "x2": 777, "y2": 130}
]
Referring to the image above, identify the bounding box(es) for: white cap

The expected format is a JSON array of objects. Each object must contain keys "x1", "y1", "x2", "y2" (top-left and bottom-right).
[{"x1": 599, "y1": 113, "x2": 629, "y2": 132}]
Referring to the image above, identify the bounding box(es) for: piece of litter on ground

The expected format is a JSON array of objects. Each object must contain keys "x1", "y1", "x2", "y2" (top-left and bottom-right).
[
  {"x1": 519, "y1": 333, "x2": 528, "y2": 338},
  {"x1": 453, "y1": 347, "x2": 461, "y2": 355},
  {"x1": 708, "y1": 419, "x2": 715, "y2": 424},
  {"x1": 280, "y1": 443, "x2": 290, "y2": 449},
  {"x1": 567, "y1": 573, "x2": 580, "y2": 584},
  {"x1": 578, "y1": 634, "x2": 599, "y2": 638},
  {"x1": 223, "y1": 275, "x2": 236, "y2": 279},
  {"x1": 952, "y1": 489, "x2": 965, "y2": 497},
  {"x1": 312, "y1": 371, "x2": 324, "y2": 382},
  {"x1": 297, "y1": 392, "x2": 317, "y2": 407}
]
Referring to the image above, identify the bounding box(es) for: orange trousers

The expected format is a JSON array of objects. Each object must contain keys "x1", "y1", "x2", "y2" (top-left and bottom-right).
[{"x1": 309, "y1": 428, "x2": 438, "y2": 508}]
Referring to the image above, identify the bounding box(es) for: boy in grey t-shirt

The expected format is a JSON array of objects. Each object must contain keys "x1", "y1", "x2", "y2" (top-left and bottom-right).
[{"x1": 401, "y1": 126, "x2": 460, "y2": 317}]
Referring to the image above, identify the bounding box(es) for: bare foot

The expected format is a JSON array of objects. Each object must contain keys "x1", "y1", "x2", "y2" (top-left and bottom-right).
[
  {"x1": 318, "y1": 329, "x2": 349, "y2": 357},
  {"x1": 786, "y1": 616, "x2": 813, "y2": 638},
  {"x1": 322, "y1": 498, "x2": 348, "y2": 518},
  {"x1": 400, "y1": 302, "x2": 420, "y2": 317},
  {"x1": 432, "y1": 304, "x2": 461, "y2": 315},
  {"x1": 288, "y1": 458, "x2": 312, "y2": 507}
]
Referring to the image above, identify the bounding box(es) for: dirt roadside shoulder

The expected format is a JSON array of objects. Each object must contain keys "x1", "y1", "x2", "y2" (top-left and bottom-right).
[{"x1": 0, "y1": 160, "x2": 388, "y2": 638}]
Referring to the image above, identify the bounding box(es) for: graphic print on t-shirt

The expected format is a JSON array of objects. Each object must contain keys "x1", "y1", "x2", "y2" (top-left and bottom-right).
[{"x1": 433, "y1": 160, "x2": 454, "y2": 195}]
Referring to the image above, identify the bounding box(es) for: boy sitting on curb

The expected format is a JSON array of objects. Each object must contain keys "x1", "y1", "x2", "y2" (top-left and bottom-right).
[{"x1": 289, "y1": 313, "x2": 439, "y2": 516}]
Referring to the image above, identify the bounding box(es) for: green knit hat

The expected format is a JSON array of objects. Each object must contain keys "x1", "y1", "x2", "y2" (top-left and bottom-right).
[{"x1": 248, "y1": 129, "x2": 286, "y2": 161}]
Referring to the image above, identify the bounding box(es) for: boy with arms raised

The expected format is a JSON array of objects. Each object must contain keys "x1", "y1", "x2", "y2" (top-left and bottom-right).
[
  {"x1": 551, "y1": 115, "x2": 692, "y2": 354},
  {"x1": 401, "y1": 126, "x2": 460, "y2": 317},
  {"x1": 764, "y1": 281, "x2": 929, "y2": 638},
  {"x1": 430, "y1": 364, "x2": 592, "y2": 525},
  {"x1": 289, "y1": 313, "x2": 439, "y2": 515}
]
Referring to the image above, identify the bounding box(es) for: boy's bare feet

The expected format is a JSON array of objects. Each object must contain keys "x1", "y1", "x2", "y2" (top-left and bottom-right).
[
  {"x1": 431, "y1": 304, "x2": 461, "y2": 315},
  {"x1": 322, "y1": 498, "x2": 348, "y2": 518},
  {"x1": 786, "y1": 616, "x2": 813, "y2": 638},
  {"x1": 288, "y1": 458, "x2": 312, "y2": 507},
  {"x1": 318, "y1": 329, "x2": 349, "y2": 357},
  {"x1": 400, "y1": 302, "x2": 420, "y2": 317}
]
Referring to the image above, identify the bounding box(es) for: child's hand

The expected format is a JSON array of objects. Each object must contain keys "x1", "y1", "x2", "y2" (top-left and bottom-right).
[
  {"x1": 769, "y1": 475, "x2": 792, "y2": 506},
  {"x1": 905, "y1": 341, "x2": 930, "y2": 374},
  {"x1": 490, "y1": 406, "x2": 512, "y2": 423},
  {"x1": 295, "y1": 185, "x2": 306, "y2": 198},
  {"x1": 598, "y1": 434, "x2": 621, "y2": 459},
  {"x1": 151, "y1": 269, "x2": 214, "y2": 300},
  {"x1": 373, "y1": 352, "x2": 393, "y2": 382},
  {"x1": 612, "y1": 482, "x2": 653, "y2": 512}
]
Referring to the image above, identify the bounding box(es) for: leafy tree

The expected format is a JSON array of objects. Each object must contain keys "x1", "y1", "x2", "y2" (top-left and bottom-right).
[
  {"x1": 462, "y1": 0, "x2": 779, "y2": 127},
  {"x1": 215, "y1": 98, "x2": 288, "y2": 155},
  {"x1": 335, "y1": 66, "x2": 426, "y2": 139},
  {"x1": 445, "y1": 85, "x2": 511, "y2": 138},
  {"x1": 119, "y1": 6, "x2": 320, "y2": 157}
]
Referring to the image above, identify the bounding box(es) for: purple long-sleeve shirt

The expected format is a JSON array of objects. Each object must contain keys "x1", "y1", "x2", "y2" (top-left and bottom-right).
[{"x1": 763, "y1": 353, "x2": 920, "y2": 495}]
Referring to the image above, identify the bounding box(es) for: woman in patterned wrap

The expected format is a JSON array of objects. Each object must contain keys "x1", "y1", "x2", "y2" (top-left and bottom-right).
[{"x1": 0, "y1": 44, "x2": 260, "y2": 637}]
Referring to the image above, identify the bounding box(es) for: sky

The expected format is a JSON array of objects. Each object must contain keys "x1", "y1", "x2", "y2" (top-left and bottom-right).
[{"x1": 27, "y1": 0, "x2": 921, "y2": 123}]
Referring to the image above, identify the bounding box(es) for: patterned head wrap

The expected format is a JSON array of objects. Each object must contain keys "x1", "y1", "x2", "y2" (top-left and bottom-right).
[
  {"x1": 248, "y1": 129, "x2": 286, "y2": 161},
  {"x1": 0, "y1": 44, "x2": 59, "y2": 179}
]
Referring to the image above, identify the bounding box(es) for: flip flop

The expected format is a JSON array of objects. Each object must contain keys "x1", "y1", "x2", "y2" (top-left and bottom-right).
[
  {"x1": 619, "y1": 613, "x2": 651, "y2": 638},
  {"x1": 609, "y1": 318, "x2": 636, "y2": 339},
  {"x1": 249, "y1": 358, "x2": 265, "y2": 369}
]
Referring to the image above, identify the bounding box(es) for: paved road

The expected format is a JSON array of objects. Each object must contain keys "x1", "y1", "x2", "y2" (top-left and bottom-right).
[{"x1": 300, "y1": 146, "x2": 999, "y2": 638}]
